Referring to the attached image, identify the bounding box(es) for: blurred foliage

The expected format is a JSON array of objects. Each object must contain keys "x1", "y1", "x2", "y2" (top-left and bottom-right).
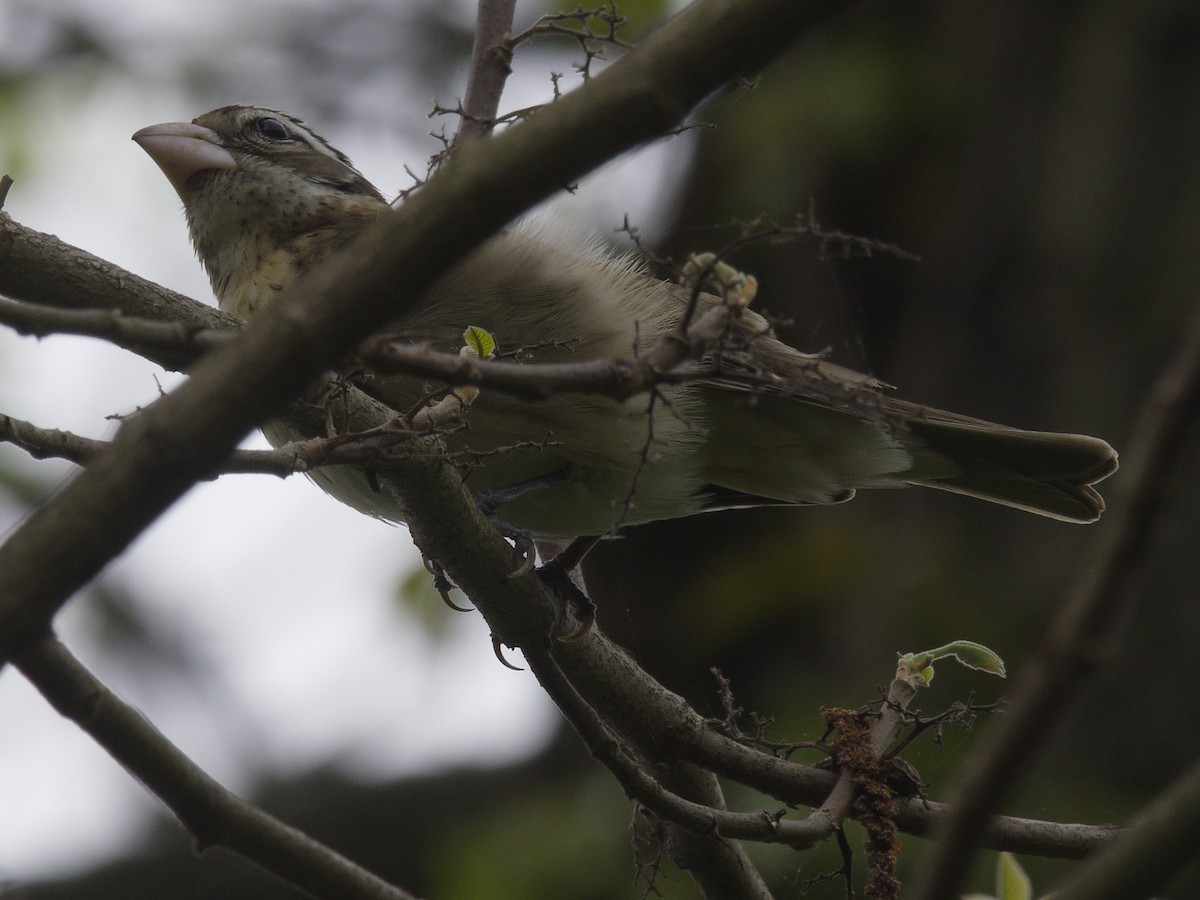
[
  {"x1": 426, "y1": 773, "x2": 639, "y2": 899},
  {"x1": 5, "y1": 0, "x2": 1200, "y2": 897},
  {"x1": 395, "y1": 561, "x2": 463, "y2": 641}
]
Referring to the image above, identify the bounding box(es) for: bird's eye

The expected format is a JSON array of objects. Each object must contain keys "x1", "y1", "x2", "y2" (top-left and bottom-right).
[{"x1": 254, "y1": 117, "x2": 293, "y2": 142}]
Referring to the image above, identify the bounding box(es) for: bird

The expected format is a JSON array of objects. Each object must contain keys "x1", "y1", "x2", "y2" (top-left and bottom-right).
[{"x1": 133, "y1": 105, "x2": 1118, "y2": 541}]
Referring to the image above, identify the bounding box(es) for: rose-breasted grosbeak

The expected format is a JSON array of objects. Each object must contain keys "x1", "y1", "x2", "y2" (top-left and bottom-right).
[{"x1": 133, "y1": 105, "x2": 1116, "y2": 538}]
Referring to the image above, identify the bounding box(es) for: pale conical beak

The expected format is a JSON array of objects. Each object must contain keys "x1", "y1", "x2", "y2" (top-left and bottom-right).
[{"x1": 132, "y1": 122, "x2": 237, "y2": 199}]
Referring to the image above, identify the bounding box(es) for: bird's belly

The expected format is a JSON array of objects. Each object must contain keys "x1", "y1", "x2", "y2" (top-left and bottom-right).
[{"x1": 263, "y1": 386, "x2": 711, "y2": 539}]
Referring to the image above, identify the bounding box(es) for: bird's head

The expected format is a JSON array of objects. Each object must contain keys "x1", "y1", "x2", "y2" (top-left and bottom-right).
[{"x1": 133, "y1": 105, "x2": 386, "y2": 304}]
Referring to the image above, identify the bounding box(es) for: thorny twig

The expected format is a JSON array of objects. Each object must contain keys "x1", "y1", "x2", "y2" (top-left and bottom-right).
[
  {"x1": 708, "y1": 669, "x2": 822, "y2": 759},
  {"x1": 509, "y1": 4, "x2": 630, "y2": 81}
]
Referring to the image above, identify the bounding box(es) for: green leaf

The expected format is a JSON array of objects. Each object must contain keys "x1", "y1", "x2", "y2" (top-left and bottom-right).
[
  {"x1": 938, "y1": 640, "x2": 1006, "y2": 677},
  {"x1": 898, "y1": 639, "x2": 1006, "y2": 686},
  {"x1": 462, "y1": 325, "x2": 497, "y2": 359},
  {"x1": 680, "y1": 252, "x2": 757, "y2": 306},
  {"x1": 996, "y1": 852, "x2": 1032, "y2": 900}
]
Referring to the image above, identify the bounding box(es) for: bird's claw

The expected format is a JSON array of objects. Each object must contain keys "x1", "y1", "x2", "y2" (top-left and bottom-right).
[
  {"x1": 491, "y1": 636, "x2": 524, "y2": 670},
  {"x1": 423, "y1": 555, "x2": 473, "y2": 612},
  {"x1": 471, "y1": 470, "x2": 572, "y2": 576},
  {"x1": 504, "y1": 526, "x2": 537, "y2": 578},
  {"x1": 475, "y1": 510, "x2": 536, "y2": 577},
  {"x1": 537, "y1": 556, "x2": 597, "y2": 641}
]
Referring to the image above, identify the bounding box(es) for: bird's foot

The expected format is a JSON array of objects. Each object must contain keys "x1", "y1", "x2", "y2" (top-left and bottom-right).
[
  {"x1": 473, "y1": 469, "x2": 571, "y2": 577},
  {"x1": 536, "y1": 535, "x2": 602, "y2": 641},
  {"x1": 422, "y1": 555, "x2": 473, "y2": 612}
]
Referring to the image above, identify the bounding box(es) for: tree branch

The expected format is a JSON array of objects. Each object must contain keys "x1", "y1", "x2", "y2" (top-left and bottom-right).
[
  {"x1": 0, "y1": 414, "x2": 112, "y2": 469},
  {"x1": 0, "y1": 410, "x2": 466, "y2": 478},
  {"x1": 0, "y1": 294, "x2": 232, "y2": 366},
  {"x1": 815, "y1": 665, "x2": 919, "y2": 830},
  {"x1": 0, "y1": 274, "x2": 745, "y2": 408},
  {"x1": 456, "y1": 0, "x2": 518, "y2": 143},
  {"x1": 0, "y1": 214, "x2": 237, "y2": 330},
  {"x1": 361, "y1": 297, "x2": 737, "y2": 400},
  {"x1": 686, "y1": 721, "x2": 1122, "y2": 858},
  {"x1": 14, "y1": 634, "x2": 417, "y2": 900},
  {"x1": 1050, "y1": 754, "x2": 1200, "y2": 900},
  {"x1": 523, "y1": 644, "x2": 774, "y2": 899},
  {"x1": 912, "y1": 298, "x2": 1200, "y2": 899},
  {"x1": 545, "y1": 621, "x2": 1119, "y2": 859}
]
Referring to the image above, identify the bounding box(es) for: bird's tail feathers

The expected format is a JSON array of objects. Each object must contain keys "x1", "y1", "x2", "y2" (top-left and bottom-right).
[{"x1": 904, "y1": 419, "x2": 1118, "y2": 523}]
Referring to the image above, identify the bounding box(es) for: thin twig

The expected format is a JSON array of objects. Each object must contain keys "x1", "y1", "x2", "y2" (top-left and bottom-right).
[
  {"x1": 0, "y1": 411, "x2": 462, "y2": 478},
  {"x1": 509, "y1": 5, "x2": 631, "y2": 82},
  {"x1": 0, "y1": 284, "x2": 745, "y2": 409},
  {"x1": 361, "y1": 297, "x2": 740, "y2": 401}
]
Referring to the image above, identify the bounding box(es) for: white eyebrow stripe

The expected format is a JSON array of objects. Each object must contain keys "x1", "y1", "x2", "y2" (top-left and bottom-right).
[
  {"x1": 278, "y1": 113, "x2": 352, "y2": 166},
  {"x1": 238, "y1": 106, "x2": 375, "y2": 189}
]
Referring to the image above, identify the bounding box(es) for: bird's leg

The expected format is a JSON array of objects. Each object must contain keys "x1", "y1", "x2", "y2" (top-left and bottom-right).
[
  {"x1": 537, "y1": 535, "x2": 602, "y2": 640},
  {"x1": 540, "y1": 534, "x2": 602, "y2": 576},
  {"x1": 472, "y1": 468, "x2": 572, "y2": 576}
]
